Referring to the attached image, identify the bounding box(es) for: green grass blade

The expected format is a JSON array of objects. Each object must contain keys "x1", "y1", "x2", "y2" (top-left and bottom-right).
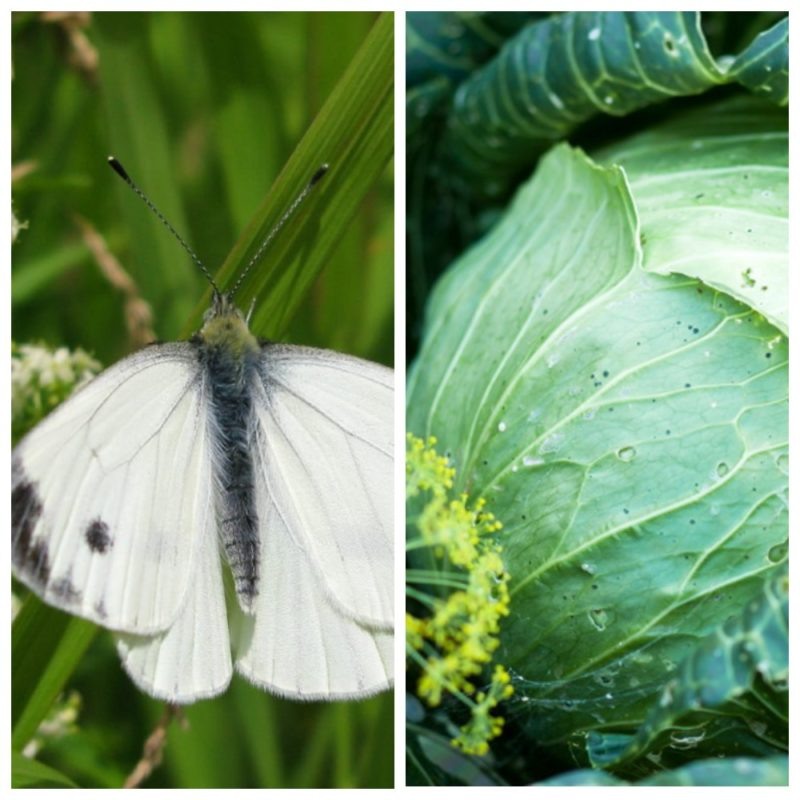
[
  {"x1": 12, "y1": 750, "x2": 78, "y2": 788},
  {"x1": 11, "y1": 595, "x2": 98, "y2": 751},
  {"x1": 92, "y1": 13, "x2": 198, "y2": 336},
  {"x1": 187, "y1": 11, "x2": 393, "y2": 340}
]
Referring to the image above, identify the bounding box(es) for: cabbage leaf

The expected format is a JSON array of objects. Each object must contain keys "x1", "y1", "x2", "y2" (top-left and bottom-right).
[{"x1": 407, "y1": 120, "x2": 787, "y2": 771}]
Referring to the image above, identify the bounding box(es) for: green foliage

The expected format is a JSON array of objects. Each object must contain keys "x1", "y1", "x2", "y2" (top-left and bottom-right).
[
  {"x1": 12, "y1": 751, "x2": 78, "y2": 789},
  {"x1": 407, "y1": 10, "x2": 787, "y2": 786},
  {"x1": 586, "y1": 567, "x2": 787, "y2": 772},
  {"x1": 12, "y1": 10, "x2": 393, "y2": 789}
]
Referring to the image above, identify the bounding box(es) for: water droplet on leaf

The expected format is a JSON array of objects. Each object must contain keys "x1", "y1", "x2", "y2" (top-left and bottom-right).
[
  {"x1": 588, "y1": 608, "x2": 609, "y2": 631},
  {"x1": 767, "y1": 541, "x2": 787, "y2": 563}
]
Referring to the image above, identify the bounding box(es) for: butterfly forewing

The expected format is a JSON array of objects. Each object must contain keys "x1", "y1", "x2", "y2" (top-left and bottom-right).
[
  {"x1": 255, "y1": 345, "x2": 393, "y2": 626},
  {"x1": 12, "y1": 345, "x2": 212, "y2": 635}
]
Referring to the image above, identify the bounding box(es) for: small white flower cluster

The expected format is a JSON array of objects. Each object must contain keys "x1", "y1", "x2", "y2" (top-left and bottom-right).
[
  {"x1": 12, "y1": 343, "x2": 101, "y2": 438},
  {"x1": 12, "y1": 206, "x2": 28, "y2": 243},
  {"x1": 22, "y1": 691, "x2": 82, "y2": 760}
]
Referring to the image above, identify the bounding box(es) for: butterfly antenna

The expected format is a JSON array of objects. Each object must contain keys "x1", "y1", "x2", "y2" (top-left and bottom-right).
[
  {"x1": 108, "y1": 156, "x2": 221, "y2": 295},
  {"x1": 228, "y1": 163, "x2": 329, "y2": 299}
]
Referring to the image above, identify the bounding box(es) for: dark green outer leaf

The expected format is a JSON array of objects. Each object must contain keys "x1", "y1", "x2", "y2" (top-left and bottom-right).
[
  {"x1": 407, "y1": 11, "x2": 542, "y2": 87},
  {"x1": 442, "y1": 11, "x2": 721, "y2": 196},
  {"x1": 588, "y1": 566, "x2": 787, "y2": 769},
  {"x1": 538, "y1": 755, "x2": 787, "y2": 786},
  {"x1": 439, "y1": 11, "x2": 788, "y2": 199},
  {"x1": 407, "y1": 144, "x2": 787, "y2": 749},
  {"x1": 407, "y1": 721, "x2": 504, "y2": 786},
  {"x1": 729, "y1": 17, "x2": 788, "y2": 106}
]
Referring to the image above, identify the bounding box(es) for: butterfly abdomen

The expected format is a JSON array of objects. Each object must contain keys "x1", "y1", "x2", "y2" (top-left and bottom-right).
[{"x1": 197, "y1": 306, "x2": 262, "y2": 612}]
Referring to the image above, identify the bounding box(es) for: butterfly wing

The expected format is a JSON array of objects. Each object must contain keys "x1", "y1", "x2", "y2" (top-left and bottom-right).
[
  {"x1": 12, "y1": 344, "x2": 215, "y2": 636},
  {"x1": 115, "y1": 504, "x2": 231, "y2": 702},
  {"x1": 234, "y1": 344, "x2": 394, "y2": 699}
]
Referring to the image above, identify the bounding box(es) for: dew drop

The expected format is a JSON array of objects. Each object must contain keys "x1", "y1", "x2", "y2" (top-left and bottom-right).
[
  {"x1": 588, "y1": 608, "x2": 609, "y2": 631},
  {"x1": 588, "y1": 26, "x2": 601, "y2": 40},
  {"x1": 767, "y1": 541, "x2": 787, "y2": 563},
  {"x1": 617, "y1": 446, "x2": 636, "y2": 462},
  {"x1": 498, "y1": 421, "x2": 507, "y2": 432},
  {"x1": 716, "y1": 462, "x2": 730, "y2": 478},
  {"x1": 540, "y1": 432, "x2": 565, "y2": 453},
  {"x1": 670, "y1": 731, "x2": 706, "y2": 749}
]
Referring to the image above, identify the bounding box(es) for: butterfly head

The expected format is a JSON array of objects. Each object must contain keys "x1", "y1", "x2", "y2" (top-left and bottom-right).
[{"x1": 200, "y1": 292, "x2": 259, "y2": 355}]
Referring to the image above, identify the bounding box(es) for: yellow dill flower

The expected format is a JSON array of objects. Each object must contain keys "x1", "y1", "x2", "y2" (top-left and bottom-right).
[
  {"x1": 418, "y1": 495, "x2": 481, "y2": 566},
  {"x1": 453, "y1": 666, "x2": 515, "y2": 755},
  {"x1": 406, "y1": 613, "x2": 428, "y2": 650},
  {"x1": 418, "y1": 653, "x2": 468, "y2": 706},
  {"x1": 406, "y1": 434, "x2": 514, "y2": 757},
  {"x1": 406, "y1": 433, "x2": 455, "y2": 498}
]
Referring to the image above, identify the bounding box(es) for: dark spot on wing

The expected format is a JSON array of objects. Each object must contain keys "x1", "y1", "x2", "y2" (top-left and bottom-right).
[
  {"x1": 25, "y1": 542, "x2": 51, "y2": 585},
  {"x1": 51, "y1": 576, "x2": 82, "y2": 604},
  {"x1": 11, "y1": 458, "x2": 50, "y2": 585},
  {"x1": 86, "y1": 518, "x2": 112, "y2": 554},
  {"x1": 94, "y1": 600, "x2": 108, "y2": 620}
]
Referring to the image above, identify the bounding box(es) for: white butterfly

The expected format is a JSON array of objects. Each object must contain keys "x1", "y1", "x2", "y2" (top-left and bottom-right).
[{"x1": 11, "y1": 160, "x2": 394, "y2": 704}]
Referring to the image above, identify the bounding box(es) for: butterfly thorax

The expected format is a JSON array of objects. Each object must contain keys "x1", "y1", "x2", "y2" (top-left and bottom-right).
[
  {"x1": 199, "y1": 293, "x2": 259, "y2": 358},
  {"x1": 195, "y1": 294, "x2": 262, "y2": 613}
]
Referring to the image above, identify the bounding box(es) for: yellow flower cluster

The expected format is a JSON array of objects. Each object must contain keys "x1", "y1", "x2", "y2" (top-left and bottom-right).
[{"x1": 406, "y1": 434, "x2": 513, "y2": 756}]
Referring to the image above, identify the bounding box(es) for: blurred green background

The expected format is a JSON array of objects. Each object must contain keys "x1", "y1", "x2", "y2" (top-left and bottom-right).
[{"x1": 11, "y1": 11, "x2": 393, "y2": 789}]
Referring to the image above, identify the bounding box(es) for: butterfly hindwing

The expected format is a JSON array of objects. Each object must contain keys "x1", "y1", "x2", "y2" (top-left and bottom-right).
[
  {"x1": 116, "y1": 496, "x2": 231, "y2": 702},
  {"x1": 234, "y1": 489, "x2": 392, "y2": 700},
  {"x1": 234, "y1": 344, "x2": 394, "y2": 699},
  {"x1": 12, "y1": 344, "x2": 213, "y2": 635}
]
